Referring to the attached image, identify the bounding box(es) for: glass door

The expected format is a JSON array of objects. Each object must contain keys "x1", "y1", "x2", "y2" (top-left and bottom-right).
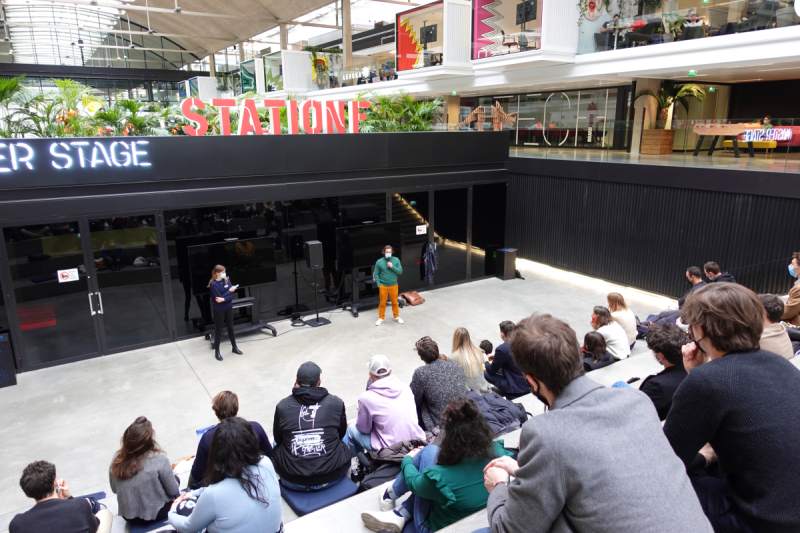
[
  {"x1": 2, "y1": 221, "x2": 102, "y2": 368},
  {"x1": 85, "y1": 214, "x2": 172, "y2": 353}
]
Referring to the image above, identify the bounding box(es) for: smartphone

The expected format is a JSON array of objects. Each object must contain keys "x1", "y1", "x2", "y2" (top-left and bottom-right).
[{"x1": 233, "y1": 284, "x2": 240, "y2": 289}]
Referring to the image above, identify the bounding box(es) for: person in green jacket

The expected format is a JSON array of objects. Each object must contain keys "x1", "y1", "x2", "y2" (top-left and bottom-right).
[
  {"x1": 360, "y1": 397, "x2": 513, "y2": 533},
  {"x1": 374, "y1": 244, "x2": 404, "y2": 326}
]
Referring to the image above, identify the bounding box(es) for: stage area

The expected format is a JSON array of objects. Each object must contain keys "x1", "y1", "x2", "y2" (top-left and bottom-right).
[{"x1": 0, "y1": 260, "x2": 678, "y2": 532}]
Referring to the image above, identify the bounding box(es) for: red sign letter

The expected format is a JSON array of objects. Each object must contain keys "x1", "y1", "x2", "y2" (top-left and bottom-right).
[
  {"x1": 237, "y1": 99, "x2": 263, "y2": 136},
  {"x1": 211, "y1": 98, "x2": 236, "y2": 136},
  {"x1": 300, "y1": 100, "x2": 323, "y2": 135},
  {"x1": 348, "y1": 100, "x2": 370, "y2": 133},
  {"x1": 323, "y1": 101, "x2": 347, "y2": 134},
  {"x1": 180, "y1": 98, "x2": 207, "y2": 136},
  {"x1": 264, "y1": 100, "x2": 285, "y2": 135},
  {"x1": 285, "y1": 100, "x2": 299, "y2": 135}
]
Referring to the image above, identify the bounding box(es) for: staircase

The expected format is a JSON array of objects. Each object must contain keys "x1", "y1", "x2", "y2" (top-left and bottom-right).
[{"x1": 392, "y1": 194, "x2": 431, "y2": 248}]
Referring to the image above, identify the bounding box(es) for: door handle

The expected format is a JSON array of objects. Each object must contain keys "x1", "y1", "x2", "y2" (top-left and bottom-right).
[
  {"x1": 88, "y1": 293, "x2": 96, "y2": 316},
  {"x1": 96, "y1": 292, "x2": 104, "y2": 315}
]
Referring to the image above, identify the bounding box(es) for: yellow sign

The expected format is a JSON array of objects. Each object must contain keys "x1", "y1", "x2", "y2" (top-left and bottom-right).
[{"x1": 311, "y1": 56, "x2": 329, "y2": 84}]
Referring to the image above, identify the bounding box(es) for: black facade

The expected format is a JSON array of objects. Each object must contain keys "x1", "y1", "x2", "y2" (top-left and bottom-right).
[
  {"x1": 507, "y1": 157, "x2": 799, "y2": 300},
  {"x1": 0, "y1": 132, "x2": 508, "y2": 372}
]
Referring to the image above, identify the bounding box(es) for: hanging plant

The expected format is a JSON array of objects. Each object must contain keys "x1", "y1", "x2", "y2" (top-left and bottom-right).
[
  {"x1": 577, "y1": 0, "x2": 613, "y2": 25},
  {"x1": 636, "y1": 0, "x2": 663, "y2": 11},
  {"x1": 302, "y1": 46, "x2": 343, "y2": 70}
]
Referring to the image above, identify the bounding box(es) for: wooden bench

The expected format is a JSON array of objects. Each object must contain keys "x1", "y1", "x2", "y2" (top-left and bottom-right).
[{"x1": 722, "y1": 140, "x2": 777, "y2": 154}]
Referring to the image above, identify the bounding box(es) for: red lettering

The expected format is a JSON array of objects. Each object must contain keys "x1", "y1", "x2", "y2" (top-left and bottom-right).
[
  {"x1": 237, "y1": 99, "x2": 263, "y2": 136},
  {"x1": 348, "y1": 100, "x2": 370, "y2": 133},
  {"x1": 323, "y1": 101, "x2": 347, "y2": 134},
  {"x1": 300, "y1": 100, "x2": 323, "y2": 135},
  {"x1": 211, "y1": 98, "x2": 236, "y2": 136},
  {"x1": 264, "y1": 100, "x2": 285, "y2": 135},
  {"x1": 285, "y1": 100, "x2": 299, "y2": 135},
  {"x1": 180, "y1": 98, "x2": 208, "y2": 136}
]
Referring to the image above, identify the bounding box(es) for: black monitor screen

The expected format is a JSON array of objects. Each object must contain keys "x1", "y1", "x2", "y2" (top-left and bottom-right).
[
  {"x1": 336, "y1": 222, "x2": 402, "y2": 271},
  {"x1": 188, "y1": 237, "x2": 277, "y2": 295}
]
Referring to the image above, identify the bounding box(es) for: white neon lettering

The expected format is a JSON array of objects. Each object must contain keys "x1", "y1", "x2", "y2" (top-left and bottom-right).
[
  {"x1": 745, "y1": 129, "x2": 793, "y2": 142},
  {"x1": 69, "y1": 141, "x2": 90, "y2": 168},
  {"x1": 9, "y1": 143, "x2": 34, "y2": 170},
  {"x1": 0, "y1": 144, "x2": 10, "y2": 173},
  {"x1": 90, "y1": 143, "x2": 112, "y2": 168},
  {"x1": 110, "y1": 141, "x2": 131, "y2": 167},
  {"x1": 50, "y1": 142, "x2": 72, "y2": 169},
  {"x1": 131, "y1": 141, "x2": 151, "y2": 167}
]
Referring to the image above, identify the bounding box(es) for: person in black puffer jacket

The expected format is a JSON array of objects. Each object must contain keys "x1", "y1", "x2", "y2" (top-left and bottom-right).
[{"x1": 272, "y1": 362, "x2": 352, "y2": 491}]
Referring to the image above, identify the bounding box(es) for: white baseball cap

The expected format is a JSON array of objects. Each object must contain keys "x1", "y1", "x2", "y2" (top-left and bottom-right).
[{"x1": 367, "y1": 354, "x2": 391, "y2": 376}]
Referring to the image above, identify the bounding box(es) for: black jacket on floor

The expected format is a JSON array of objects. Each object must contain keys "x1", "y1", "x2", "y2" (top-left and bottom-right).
[
  {"x1": 639, "y1": 365, "x2": 687, "y2": 421},
  {"x1": 272, "y1": 386, "x2": 351, "y2": 486},
  {"x1": 664, "y1": 350, "x2": 800, "y2": 533}
]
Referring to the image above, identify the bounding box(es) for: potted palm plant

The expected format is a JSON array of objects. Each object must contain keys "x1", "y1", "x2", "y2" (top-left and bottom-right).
[{"x1": 635, "y1": 80, "x2": 705, "y2": 154}]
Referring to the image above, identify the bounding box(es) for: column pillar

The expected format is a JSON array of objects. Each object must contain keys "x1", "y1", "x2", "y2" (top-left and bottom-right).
[
  {"x1": 238, "y1": 42, "x2": 245, "y2": 63},
  {"x1": 280, "y1": 23, "x2": 288, "y2": 50},
  {"x1": 446, "y1": 95, "x2": 460, "y2": 130},
  {"x1": 629, "y1": 78, "x2": 661, "y2": 155},
  {"x1": 208, "y1": 52, "x2": 216, "y2": 75},
  {"x1": 342, "y1": 0, "x2": 352, "y2": 68}
]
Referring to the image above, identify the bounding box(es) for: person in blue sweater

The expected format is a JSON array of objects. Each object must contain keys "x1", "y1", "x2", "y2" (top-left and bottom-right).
[
  {"x1": 483, "y1": 321, "x2": 529, "y2": 399},
  {"x1": 208, "y1": 265, "x2": 242, "y2": 361}
]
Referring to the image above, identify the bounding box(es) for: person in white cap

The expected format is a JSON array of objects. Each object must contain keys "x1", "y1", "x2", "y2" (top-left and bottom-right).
[{"x1": 342, "y1": 355, "x2": 425, "y2": 456}]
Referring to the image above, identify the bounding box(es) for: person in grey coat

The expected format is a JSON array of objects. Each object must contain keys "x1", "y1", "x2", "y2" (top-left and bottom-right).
[
  {"x1": 482, "y1": 313, "x2": 712, "y2": 533},
  {"x1": 409, "y1": 336, "x2": 467, "y2": 431}
]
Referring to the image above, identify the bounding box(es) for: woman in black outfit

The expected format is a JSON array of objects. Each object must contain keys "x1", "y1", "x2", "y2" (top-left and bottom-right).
[{"x1": 208, "y1": 265, "x2": 242, "y2": 361}]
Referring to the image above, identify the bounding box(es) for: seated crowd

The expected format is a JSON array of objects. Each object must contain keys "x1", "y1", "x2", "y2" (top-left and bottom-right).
[{"x1": 10, "y1": 259, "x2": 800, "y2": 533}]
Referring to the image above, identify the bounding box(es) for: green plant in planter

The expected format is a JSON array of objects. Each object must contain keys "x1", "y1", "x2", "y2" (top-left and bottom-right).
[
  {"x1": 663, "y1": 11, "x2": 687, "y2": 40},
  {"x1": 634, "y1": 80, "x2": 706, "y2": 129}
]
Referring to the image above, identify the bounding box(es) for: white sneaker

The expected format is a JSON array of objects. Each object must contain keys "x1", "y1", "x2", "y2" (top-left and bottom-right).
[
  {"x1": 375, "y1": 318, "x2": 384, "y2": 326},
  {"x1": 361, "y1": 510, "x2": 406, "y2": 533},
  {"x1": 394, "y1": 317, "x2": 404, "y2": 324},
  {"x1": 379, "y1": 488, "x2": 397, "y2": 511}
]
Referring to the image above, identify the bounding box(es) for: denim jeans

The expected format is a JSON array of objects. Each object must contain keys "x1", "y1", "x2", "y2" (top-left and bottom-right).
[
  {"x1": 392, "y1": 445, "x2": 440, "y2": 533},
  {"x1": 342, "y1": 423, "x2": 373, "y2": 457},
  {"x1": 280, "y1": 475, "x2": 344, "y2": 492}
]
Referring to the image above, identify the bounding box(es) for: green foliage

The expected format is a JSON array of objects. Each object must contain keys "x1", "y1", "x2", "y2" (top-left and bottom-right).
[
  {"x1": 635, "y1": 80, "x2": 706, "y2": 128},
  {"x1": 358, "y1": 91, "x2": 444, "y2": 132}
]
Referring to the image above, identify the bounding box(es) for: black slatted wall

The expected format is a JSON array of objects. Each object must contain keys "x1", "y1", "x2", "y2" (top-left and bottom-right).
[{"x1": 507, "y1": 172, "x2": 799, "y2": 299}]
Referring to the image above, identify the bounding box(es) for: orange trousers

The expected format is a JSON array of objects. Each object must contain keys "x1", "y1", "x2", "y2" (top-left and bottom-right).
[{"x1": 378, "y1": 284, "x2": 399, "y2": 320}]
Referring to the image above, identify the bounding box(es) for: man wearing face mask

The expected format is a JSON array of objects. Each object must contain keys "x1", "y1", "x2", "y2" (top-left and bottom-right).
[
  {"x1": 781, "y1": 252, "x2": 800, "y2": 326},
  {"x1": 374, "y1": 245, "x2": 404, "y2": 326},
  {"x1": 665, "y1": 283, "x2": 800, "y2": 533},
  {"x1": 483, "y1": 313, "x2": 712, "y2": 533}
]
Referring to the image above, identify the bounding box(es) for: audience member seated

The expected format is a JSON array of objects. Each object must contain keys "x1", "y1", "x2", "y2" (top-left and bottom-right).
[
  {"x1": 449, "y1": 327, "x2": 492, "y2": 394},
  {"x1": 613, "y1": 323, "x2": 689, "y2": 420},
  {"x1": 704, "y1": 261, "x2": 736, "y2": 284},
  {"x1": 644, "y1": 266, "x2": 706, "y2": 328},
  {"x1": 665, "y1": 283, "x2": 800, "y2": 533},
  {"x1": 272, "y1": 362, "x2": 352, "y2": 491},
  {"x1": 758, "y1": 294, "x2": 794, "y2": 359},
  {"x1": 781, "y1": 252, "x2": 800, "y2": 325},
  {"x1": 409, "y1": 337, "x2": 467, "y2": 432},
  {"x1": 361, "y1": 397, "x2": 513, "y2": 533},
  {"x1": 482, "y1": 313, "x2": 713, "y2": 532},
  {"x1": 479, "y1": 340, "x2": 492, "y2": 358},
  {"x1": 342, "y1": 354, "x2": 425, "y2": 456},
  {"x1": 600, "y1": 13, "x2": 621, "y2": 48},
  {"x1": 582, "y1": 331, "x2": 615, "y2": 372},
  {"x1": 189, "y1": 391, "x2": 273, "y2": 489},
  {"x1": 607, "y1": 292, "x2": 637, "y2": 348},
  {"x1": 590, "y1": 306, "x2": 631, "y2": 359},
  {"x1": 109, "y1": 416, "x2": 180, "y2": 526},
  {"x1": 10, "y1": 461, "x2": 112, "y2": 533},
  {"x1": 483, "y1": 321, "x2": 529, "y2": 399},
  {"x1": 168, "y1": 417, "x2": 283, "y2": 533}
]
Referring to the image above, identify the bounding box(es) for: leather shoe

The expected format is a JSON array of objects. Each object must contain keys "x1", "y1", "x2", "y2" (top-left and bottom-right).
[
  {"x1": 232, "y1": 347, "x2": 243, "y2": 355},
  {"x1": 215, "y1": 349, "x2": 223, "y2": 361}
]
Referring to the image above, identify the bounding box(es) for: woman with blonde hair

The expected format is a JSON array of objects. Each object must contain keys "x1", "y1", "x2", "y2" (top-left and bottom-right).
[
  {"x1": 449, "y1": 327, "x2": 491, "y2": 394},
  {"x1": 607, "y1": 292, "x2": 637, "y2": 348}
]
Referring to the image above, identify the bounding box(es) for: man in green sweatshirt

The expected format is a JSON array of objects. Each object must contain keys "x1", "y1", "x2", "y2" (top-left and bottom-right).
[{"x1": 375, "y1": 245, "x2": 403, "y2": 326}]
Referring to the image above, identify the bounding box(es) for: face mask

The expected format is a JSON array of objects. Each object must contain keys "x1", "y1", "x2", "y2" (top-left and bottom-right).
[
  {"x1": 385, "y1": 253, "x2": 392, "y2": 259},
  {"x1": 652, "y1": 351, "x2": 663, "y2": 365},
  {"x1": 220, "y1": 273, "x2": 227, "y2": 279},
  {"x1": 790, "y1": 264, "x2": 797, "y2": 278},
  {"x1": 529, "y1": 378, "x2": 550, "y2": 410},
  {"x1": 687, "y1": 278, "x2": 693, "y2": 286},
  {"x1": 707, "y1": 275, "x2": 714, "y2": 281}
]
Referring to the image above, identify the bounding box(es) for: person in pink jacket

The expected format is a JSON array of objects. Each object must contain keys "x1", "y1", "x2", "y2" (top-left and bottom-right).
[{"x1": 343, "y1": 354, "x2": 425, "y2": 456}]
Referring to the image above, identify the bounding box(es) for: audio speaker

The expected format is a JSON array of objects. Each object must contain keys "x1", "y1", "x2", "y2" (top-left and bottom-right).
[
  {"x1": 289, "y1": 234, "x2": 304, "y2": 261},
  {"x1": 305, "y1": 240, "x2": 323, "y2": 270},
  {"x1": 0, "y1": 329, "x2": 17, "y2": 389},
  {"x1": 495, "y1": 248, "x2": 517, "y2": 281}
]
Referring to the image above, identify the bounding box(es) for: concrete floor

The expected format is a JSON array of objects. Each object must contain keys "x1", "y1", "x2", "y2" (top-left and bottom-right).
[
  {"x1": 510, "y1": 146, "x2": 800, "y2": 173},
  {"x1": 0, "y1": 258, "x2": 677, "y2": 532}
]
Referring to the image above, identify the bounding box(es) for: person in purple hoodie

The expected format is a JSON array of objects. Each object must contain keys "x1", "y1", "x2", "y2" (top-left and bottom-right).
[{"x1": 343, "y1": 354, "x2": 425, "y2": 456}]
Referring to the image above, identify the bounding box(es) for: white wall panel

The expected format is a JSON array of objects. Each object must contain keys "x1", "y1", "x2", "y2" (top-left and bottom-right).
[
  {"x1": 542, "y1": 0, "x2": 580, "y2": 53},
  {"x1": 444, "y1": 0, "x2": 472, "y2": 66}
]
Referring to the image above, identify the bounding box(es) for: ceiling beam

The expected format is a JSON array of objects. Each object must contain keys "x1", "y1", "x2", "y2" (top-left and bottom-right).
[
  {"x1": 369, "y1": 0, "x2": 420, "y2": 5},
  {"x1": 290, "y1": 21, "x2": 341, "y2": 29},
  {"x1": 7, "y1": 39, "x2": 206, "y2": 54},
  {"x1": 2, "y1": 21, "x2": 237, "y2": 41}
]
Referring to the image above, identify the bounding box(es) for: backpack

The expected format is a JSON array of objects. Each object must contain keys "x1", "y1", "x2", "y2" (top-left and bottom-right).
[{"x1": 356, "y1": 463, "x2": 402, "y2": 493}]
